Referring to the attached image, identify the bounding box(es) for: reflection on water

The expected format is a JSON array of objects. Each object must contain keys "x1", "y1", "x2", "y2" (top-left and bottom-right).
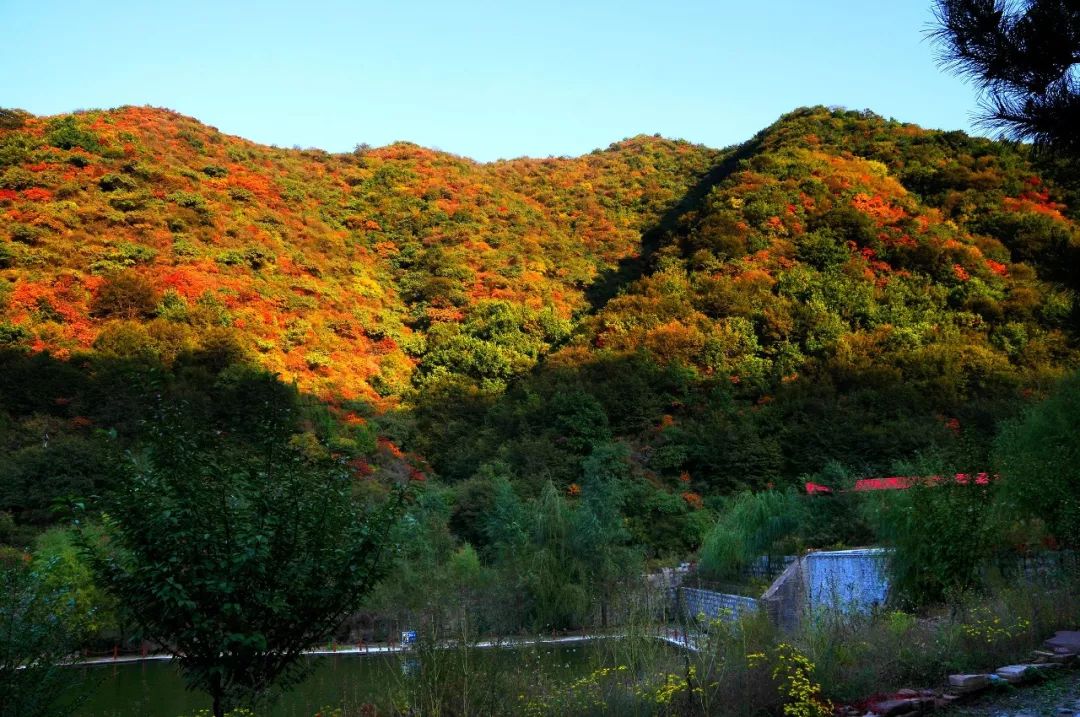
[{"x1": 76, "y1": 643, "x2": 595, "y2": 717}]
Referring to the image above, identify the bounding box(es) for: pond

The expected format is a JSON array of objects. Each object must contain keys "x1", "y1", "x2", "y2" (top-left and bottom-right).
[{"x1": 75, "y1": 642, "x2": 598, "y2": 717}]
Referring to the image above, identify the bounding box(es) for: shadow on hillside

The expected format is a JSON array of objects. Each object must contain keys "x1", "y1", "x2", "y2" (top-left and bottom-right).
[
  {"x1": 0, "y1": 346, "x2": 383, "y2": 528},
  {"x1": 584, "y1": 135, "x2": 765, "y2": 311}
]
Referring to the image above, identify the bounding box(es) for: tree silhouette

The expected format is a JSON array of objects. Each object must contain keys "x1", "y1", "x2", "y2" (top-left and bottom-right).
[{"x1": 931, "y1": 0, "x2": 1080, "y2": 156}]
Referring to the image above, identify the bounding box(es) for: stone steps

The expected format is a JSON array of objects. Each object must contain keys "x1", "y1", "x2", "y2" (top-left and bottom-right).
[{"x1": 849, "y1": 633, "x2": 1078, "y2": 717}]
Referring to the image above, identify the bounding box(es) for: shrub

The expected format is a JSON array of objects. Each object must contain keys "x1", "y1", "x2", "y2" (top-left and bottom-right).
[
  {"x1": 44, "y1": 116, "x2": 101, "y2": 153},
  {"x1": 91, "y1": 242, "x2": 157, "y2": 273},
  {"x1": 90, "y1": 271, "x2": 160, "y2": 319},
  {"x1": 97, "y1": 173, "x2": 137, "y2": 192},
  {"x1": 216, "y1": 246, "x2": 274, "y2": 270},
  {"x1": 0, "y1": 167, "x2": 35, "y2": 190},
  {"x1": 0, "y1": 108, "x2": 29, "y2": 130},
  {"x1": 995, "y1": 372, "x2": 1080, "y2": 546},
  {"x1": 8, "y1": 223, "x2": 42, "y2": 245},
  {"x1": 0, "y1": 241, "x2": 16, "y2": 268},
  {"x1": 92, "y1": 321, "x2": 158, "y2": 361},
  {"x1": 166, "y1": 191, "x2": 210, "y2": 212},
  {"x1": 864, "y1": 477, "x2": 997, "y2": 607},
  {"x1": 0, "y1": 322, "x2": 30, "y2": 347}
]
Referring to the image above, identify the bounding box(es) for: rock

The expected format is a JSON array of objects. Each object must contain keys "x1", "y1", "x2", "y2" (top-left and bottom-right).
[
  {"x1": 872, "y1": 698, "x2": 927, "y2": 716},
  {"x1": 1034, "y1": 648, "x2": 1077, "y2": 664},
  {"x1": 1045, "y1": 631, "x2": 1080, "y2": 654},
  {"x1": 995, "y1": 663, "x2": 1061, "y2": 683},
  {"x1": 948, "y1": 673, "x2": 990, "y2": 693}
]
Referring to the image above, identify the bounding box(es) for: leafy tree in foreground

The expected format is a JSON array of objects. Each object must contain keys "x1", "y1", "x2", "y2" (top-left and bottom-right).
[
  {"x1": 87, "y1": 400, "x2": 401, "y2": 717},
  {"x1": 866, "y1": 477, "x2": 997, "y2": 606},
  {"x1": 931, "y1": 0, "x2": 1080, "y2": 156},
  {"x1": 994, "y1": 371, "x2": 1080, "y2": 547},
  {"x1": 0, "y1": 549, "x2": 88, "y2": 717}
]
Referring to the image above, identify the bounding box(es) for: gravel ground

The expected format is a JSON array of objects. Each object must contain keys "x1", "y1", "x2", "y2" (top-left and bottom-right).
[{"x1": 944, "y1": 670, "x2": 1080, "y2": 717}]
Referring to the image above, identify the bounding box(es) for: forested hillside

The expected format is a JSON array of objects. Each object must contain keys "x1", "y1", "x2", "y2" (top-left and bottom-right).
[{"x1": 1, "y1": 104, "x2": 1077, "y2": 556}]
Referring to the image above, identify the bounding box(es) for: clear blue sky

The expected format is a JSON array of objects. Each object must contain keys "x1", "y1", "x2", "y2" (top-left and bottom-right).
[{"x1": 2, "y1": 0, "x2": 983, "y2": 162}]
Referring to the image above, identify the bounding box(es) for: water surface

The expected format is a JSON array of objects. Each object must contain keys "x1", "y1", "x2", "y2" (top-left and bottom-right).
[{"x1": 76, "y1": 643, "x2": 596, "y2": 716}]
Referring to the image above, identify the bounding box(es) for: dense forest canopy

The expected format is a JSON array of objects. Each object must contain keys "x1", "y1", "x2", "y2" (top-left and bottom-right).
[{"x1": 1, "y1": 104, "x2": 1077, "y2": 557}]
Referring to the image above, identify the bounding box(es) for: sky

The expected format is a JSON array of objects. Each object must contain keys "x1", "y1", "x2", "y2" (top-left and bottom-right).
[{"x1": 2, "y1": 0, "x2": 986, "y2": 162}]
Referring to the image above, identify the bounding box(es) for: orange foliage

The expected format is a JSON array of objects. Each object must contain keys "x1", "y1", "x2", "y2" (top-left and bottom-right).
[
  {"x1": 22, "y1": 188, "x2": 53, "y2": 202},
  {"x1": 851, "y1": 192, "x2": 905, "y2": 223},
  {"x1": 681, "y1": 492, "x2": 703, "y2": 509}
]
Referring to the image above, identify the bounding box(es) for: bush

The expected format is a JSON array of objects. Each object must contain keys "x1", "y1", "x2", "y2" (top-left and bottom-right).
[
  {"x1": 97, "y1": 173, "x2": 137, "y2": 192},
  {"x1": 44, "y1": 116, "x2": 101, "y2": 153},
  {"x1": 9, "y1": 223, "x2": 42, "y2": 245},
  {"x1": 90, "y1": 272, "x2": 159, "y2": 319},
  {"x1": 0, "y1": 167, "x2": 34, "y2": 190},
  {"x1": 91, "y1": 242, "x2": 157, "y2": 273},
  {"x1": 995, "y1": 372, "x2": 1080, "y2": 547},
  {"x1": 864, "y1": 477, "x2": 997, "y2": 607},
  {"x1": 216, "y1": 245, "x2": 274, "y2": 270},
  {"x1": 0, "y1": 133, "x2": 34, "y2": 168},
  {"x1": 0, "y1": 108, "x2": 29, "y2": 130},
  {"x1": 167, "y1": 191, "x2": 209, "y2": 211},
  {"x1": 0, "y1": 322, "x2": 30, "y2": 347}
]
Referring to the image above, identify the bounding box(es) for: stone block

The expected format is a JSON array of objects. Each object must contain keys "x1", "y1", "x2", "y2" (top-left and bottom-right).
[
  {"x1": 948, "y1": 673, "x2": 989, "y2": 693},
  {"x1": 872, "y1": 697, "x2": 927, "y2": 716},
  {"x1": 1045, "y1": 631, "x2": 1080, "y2": 653},
  {"x1": 995, "y1": 663, "x2": 1061, "y2": 683},
  {"x1": 1034, "y1": 649, "x2": 1076, "y2": 664}
]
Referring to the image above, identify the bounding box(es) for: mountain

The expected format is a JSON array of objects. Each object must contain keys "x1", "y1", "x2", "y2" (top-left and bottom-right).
[
  {"x1": 1, "y1": 105, "x2": 1078, "y2": 549},
  {"x1": 0, "y1": 106, "x2": 720, "y2": 400}
]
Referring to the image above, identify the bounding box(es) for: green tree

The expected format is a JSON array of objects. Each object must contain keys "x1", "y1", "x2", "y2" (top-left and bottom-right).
[
  {"x1": 86, "y1": 404, "x2": 400, "y2": 716},
  {"x1": 574, "y1": 443, "x2": 638, "y2": 627},
  {"x1": 865, "y1": 476, "x2": 997, "y2": 606},
  {"x1": 994, "y1": 372, "x2": 1080, "y2": 546},
  {"x1": 0, "y1": 550, "x2": 88, "y2": 717},
  {"x1": 698, "y1": 490, "x2": 804, "y2": 581},
  {"x1": 525, "y1": 482, "x2": 589, "y2": 630}
]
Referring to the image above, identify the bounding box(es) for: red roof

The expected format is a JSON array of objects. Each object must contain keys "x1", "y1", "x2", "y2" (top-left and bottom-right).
[
  {"x1": 806, "y1": 473, "x2": 995, "y2": 494},
  {"x1": 804, "y1": 482, "x2": 834, "y2": 495}
]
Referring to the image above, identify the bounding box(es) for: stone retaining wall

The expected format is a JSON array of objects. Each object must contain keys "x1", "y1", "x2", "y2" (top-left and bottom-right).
[{"x1": 678, "y1": 587, "x2": 759, "y2": 622}]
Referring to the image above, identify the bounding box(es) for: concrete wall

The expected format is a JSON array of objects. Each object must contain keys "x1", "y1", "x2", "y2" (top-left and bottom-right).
[
  {"x1": 803, "y1": 548, "x2": 890, "y2": 614},
  {"x1": 760, "y1": 548, "x2": 891, "y2": 631},
  {"x1": 760, "y1": 557, "x2": 805, "y2": 632}
]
